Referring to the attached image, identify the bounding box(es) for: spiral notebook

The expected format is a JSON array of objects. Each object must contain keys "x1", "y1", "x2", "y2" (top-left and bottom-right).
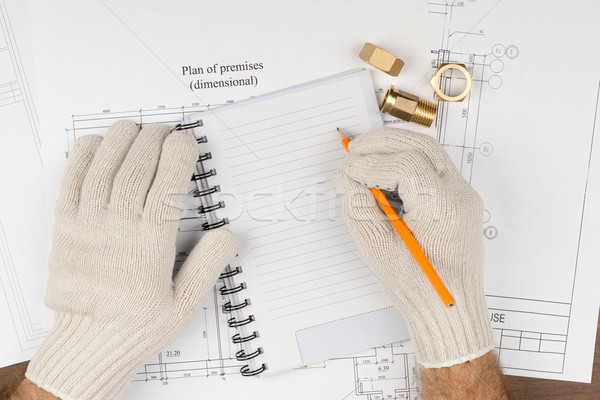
[{"x1": 175, "y1": 69, "x2": 410, "y2": 376}]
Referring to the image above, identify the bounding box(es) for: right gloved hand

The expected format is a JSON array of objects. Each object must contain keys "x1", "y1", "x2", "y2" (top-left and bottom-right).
[{"x1": 334, "y1": 127, "x2": 494, "y2": 368}]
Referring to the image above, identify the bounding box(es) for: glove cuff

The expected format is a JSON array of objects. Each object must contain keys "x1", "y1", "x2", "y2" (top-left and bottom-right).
[
  {"x1": 26, "y1": 312, "x2": 149, "y2": 400},
  {"x1": 400, "y1": 278, "x2": 495, "y2": 368}
]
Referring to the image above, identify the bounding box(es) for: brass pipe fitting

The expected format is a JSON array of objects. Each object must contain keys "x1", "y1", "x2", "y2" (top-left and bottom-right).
[{"x1": 380, "y1": 86, "x2": 437, "y2": 127}]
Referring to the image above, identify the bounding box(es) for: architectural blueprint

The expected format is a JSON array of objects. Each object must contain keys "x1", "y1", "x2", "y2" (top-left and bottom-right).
[
  {"x1": 4, "y1": 0, "x2": 596, "y2": 397},
  {"x1": 0, "y1": 0, "x2": 51, "y2": 367},
  {"x1": 424, "y1": 1, "x2": 600, "y2": 383},
  {"x1": 56, "y1": 0, "x2": 600, "y2": 391}
]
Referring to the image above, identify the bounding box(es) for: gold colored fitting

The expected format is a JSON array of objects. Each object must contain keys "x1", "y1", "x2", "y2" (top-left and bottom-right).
[
  {"x1": 431, "y1": 63, "x2": 473, "y2": 102},
  {"x1": 380, "y1": 86, "x2": 437, "y2": 127},
  {"x1": 359, "y1": 42, "x2": 404, "y2": 76}
]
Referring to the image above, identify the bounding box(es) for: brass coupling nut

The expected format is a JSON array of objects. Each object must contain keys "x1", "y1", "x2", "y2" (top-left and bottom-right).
[
  {"x1": 431, "y1": 63, "x2": 473, "y2": 102},
  {"x1": 380, "y1": 86, "x2": 437, "y2": 127}
]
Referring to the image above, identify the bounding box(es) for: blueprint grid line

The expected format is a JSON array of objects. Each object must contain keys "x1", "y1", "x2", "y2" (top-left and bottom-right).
[
  {"x1": 0, "y1": 0, "x2": 48, "y2": 355},
  {"x1": 0, "y1": 219, "x2": 46, "y2": 350},
  {"x1": 0, "y1": 0, "x2": 40, "y2": 162},
  {"x1": 0, "y1": 221, "x2": 26, "y2": 350},
  {"x1": 561, "y1": 79, "x2": 600, "y2": 372}
]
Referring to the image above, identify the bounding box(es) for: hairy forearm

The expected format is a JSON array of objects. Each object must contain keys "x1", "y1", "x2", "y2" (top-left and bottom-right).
[
  {"x1": 420, "y1": 351, "x2": 514, "y2": 400},
  {"x1": 2, "y1": 378, "x2": 59, "y2": 400}
]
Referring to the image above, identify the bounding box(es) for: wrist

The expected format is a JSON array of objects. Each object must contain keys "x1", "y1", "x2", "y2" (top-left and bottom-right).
[
  {"x1": 11, "y1": 379, "x2": 60, "y2": 400},
  {"x1": 420, "y1": 351, "x2": 514, "y2": 399}
]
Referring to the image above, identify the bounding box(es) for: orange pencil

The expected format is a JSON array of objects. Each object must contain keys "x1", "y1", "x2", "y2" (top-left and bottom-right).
[{"x1": 337, "y1": 128, "x2": 455, "y2": 308}]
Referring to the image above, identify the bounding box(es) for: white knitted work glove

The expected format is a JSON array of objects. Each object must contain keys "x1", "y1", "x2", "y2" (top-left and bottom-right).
[
  {"x1": 26, "y1": 121, "x2": 238, "y2": 400},
  {"x1": 334, "y1": 127, "x2": 494, "y2": 368}
]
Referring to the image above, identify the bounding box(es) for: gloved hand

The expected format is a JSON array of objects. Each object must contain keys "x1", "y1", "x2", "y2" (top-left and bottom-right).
[
  {"x1": 26, "y1": 121, "x2": 238, "y2": 400},
  {"x1": 334, "y1": 127, "x2": 494, "y2": 368}
]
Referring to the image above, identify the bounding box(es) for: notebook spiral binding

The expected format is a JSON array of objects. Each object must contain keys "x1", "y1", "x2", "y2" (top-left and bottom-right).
[
  {"x1": 219, "y1": 270, "x2": 267, "y2": 374},
  {"x1": 175, "y1": 119, "x2": 267, "y2": 376},
  {"x1": 227, "y1": 315, "x2": 254, "y2": 327},
  {"x1": 223, "y1": 298, "x2": 250, "y2": 312}
]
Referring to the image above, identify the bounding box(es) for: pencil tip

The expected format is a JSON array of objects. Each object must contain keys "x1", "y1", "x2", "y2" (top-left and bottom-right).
[{"x1": 337, "y1": 128, "x2": 348, "y2": 140}]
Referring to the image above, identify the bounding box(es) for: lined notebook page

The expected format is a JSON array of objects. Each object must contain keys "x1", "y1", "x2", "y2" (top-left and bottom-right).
[{"x1": 190, "y1": 70, "x2": 405, "y2": 373}]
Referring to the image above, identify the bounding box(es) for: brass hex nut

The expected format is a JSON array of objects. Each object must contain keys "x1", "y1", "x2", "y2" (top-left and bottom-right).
[{"x1": 359, "y1": 42, "x2": 404, "y2": 76}]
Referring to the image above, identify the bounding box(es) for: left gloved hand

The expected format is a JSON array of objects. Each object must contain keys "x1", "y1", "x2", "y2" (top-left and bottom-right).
[{"x1": 26, "y1": 121, "x2": 238, "y2": 400}]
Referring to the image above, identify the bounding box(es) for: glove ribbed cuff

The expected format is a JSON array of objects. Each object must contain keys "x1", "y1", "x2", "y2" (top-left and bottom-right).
[
  {"x1": 26, "y1": 313, "x2": 151, "y2": 400},
  {"x1": 400, "y1": 278, "x2": 494, "y2": 368}
]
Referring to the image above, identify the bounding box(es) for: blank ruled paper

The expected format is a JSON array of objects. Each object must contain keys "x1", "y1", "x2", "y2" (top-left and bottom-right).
[{"x1": 185, "y1": 70, "x2": 409, "y2": 374}]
